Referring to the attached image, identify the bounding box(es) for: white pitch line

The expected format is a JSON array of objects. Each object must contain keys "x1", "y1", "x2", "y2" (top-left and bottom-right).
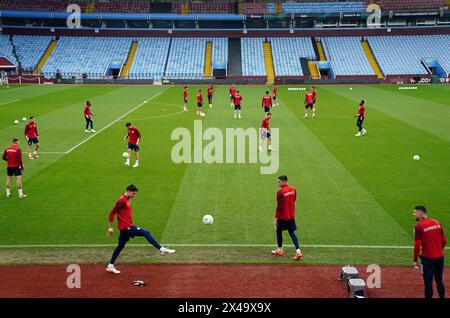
[
  {"x1": 64, "y1": 91, "x2": 163, "y2": 154},
  {"x1": 0, "y1": 243, "x2": 445, "y2": 250}
]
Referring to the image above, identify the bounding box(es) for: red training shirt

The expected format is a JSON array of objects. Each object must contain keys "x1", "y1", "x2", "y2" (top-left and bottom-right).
[
  {"x1": 109, "y1": 195, "x2": 133, "y2": 231},
  {"x1": 127, "y1": 127, "x2": 141, "y2": 145},
  {"x1": 207, "y1": 87, "x2": 213, "y2": 96},
  {"x1": 197, "y1": 92, "x2": 203, "y2": 103},
  {"x1": 183, "y1": 89, "x2": 188, "y2": 100},
  {"x1": 261, "y1": 117, "x2": 270, "y2": 131},
  {"x1": 230, "y1": 86, "x2": 236, "y2": 96},
  {"x1": 312, "y1": 89, "x2": 317, "y2": 99},
  {"x1": 2, "y1": 145, "x2": 24, "y2": 169},
  {"x1": 25, "y1": 122, "x2": 38, "y2": 138},
  {"x1": 273, "y1": 88, "x2": 277, "y2": 97},
  {"x1": 357, "y1": 105, "x2": 365, "y2": 119},
  {"x1": 84, "y1": 106, "x2": 92, "y2": 119},
  {"x1": 305, "y1": 93, "x2": 313, "y2": 104},
  {"x1": 414, "y1": 218, "x2": 446, "y2": 262},
  {"x1": 275, "y1": 184, "x2": 297, "y2": 221},
  {"x1": 262, "y1": 95, "x2": 272, "y2": 108},
  {"x1": 234, "y1": 93, "x2": 242, "y2": 106}
]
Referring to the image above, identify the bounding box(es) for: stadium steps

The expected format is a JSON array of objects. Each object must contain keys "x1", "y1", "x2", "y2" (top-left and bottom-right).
[
  {"x1": 85, "y1": 0, "x2": 95, "y2": 13},
  {"x1": 203, "y1": 41, "x2": 213, "y2": 77},
  {"x1": 9, "y1": 36, "x2": 22, "y2": 71},
  {"x1": 181, "y1": 3, "x2": 189, "y2": 14},
  {"x1": 120, "y1": 41, "x2": 138, "y2": 78},
  {"x1": 163, "y1": 38, "x2": 172, "y2": 76},
  {"x1": 316, "y1": 41, "x2": 327, "y2": 61},
  {"x1": 361, "y1": 40, "x2": 384, "y2": 79},
  {"x1": 308, "y1": 61, "x2": 321, "y2": 79},
  {"x1": 263, "y1": 41, "x2": 275, "y2": 84},
  {"x1": 275, "y1": 0, "x2": 282, "y2": 14},
  {"x1": 228, "y1": 38, "x2": 242, "y2": 76},
  {"x1": 300, "y1": 58, "x2": 311, "y2": 76},
  {"x1": 36, "y1": 39, "x2": 57, "y2": 75}
]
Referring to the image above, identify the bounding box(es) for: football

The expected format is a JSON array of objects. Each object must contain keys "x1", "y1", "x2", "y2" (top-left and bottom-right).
[
  {"x1": 22, "y1": 117, "x2": 27, "y2": 122},
  {"x1": 200, "y1": 112, "x2": 206, "y2": 117},
  {"x1": 14, "y1": 120, "x2": 19, "y2": 124},
  {"x1": 122, "y1": 152, "x2": 129, "y2": 158},
  {"x1": 413, "y1": 155, "x2": 420, "y2": 161},
  {"x1": 202, "y1": 214, "x2": 214, "y2": 225}
]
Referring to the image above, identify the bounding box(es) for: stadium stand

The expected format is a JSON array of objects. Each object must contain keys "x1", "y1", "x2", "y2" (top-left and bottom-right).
[
  {"x1": 281, "y1": 1, "x2": 365, "y2": 13},
  {"x1": 244, "y1": 2, "x2": 269, "y2": 14},
  {"x1": 172, "y1": 2, "x2": 236, "y2": 14},
  {"x1": 374, "y1": 0, "x2": 446, "y2": 11},
  {"x1": 41, "y1": 37, "x2": 132, "y2": 79},
  {"x1": 165, "y1": 38, "x2": 206, "y2": 78},
  {"x1": 0, "y1": 0, "x2": 88, "y2": 12},
  {"x1": 241, "y1": 38, "x2": 266, "y2": 76},
  {"x1": 129, "y1": 38, "x2": 170, "y2": 80},
  {"x1": 270, "y1": 37, "x2": 316, "y2": 76},
  {"x1": 94, "y1": 0, "x2": 151, "y2": 13},
  {"x1": 0, "y1": 35, "x2": 17, "y2": 65},
  {"x1": 367, "y1": 35, "x2": 450, "y2": 76},
  {"x1": 12, "y1": 36, "x2": 54, "y2": 72},
  {"x1": 209, "y1": 38, "x2": 228, "y2": 67},
  {"x1": 321, "y1": 37, "x2": 375, "y2": 76}
]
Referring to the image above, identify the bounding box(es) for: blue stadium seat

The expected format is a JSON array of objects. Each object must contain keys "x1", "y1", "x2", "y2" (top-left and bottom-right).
[
  {"x1": 241, "y1": 38, "x2": 266, "y2": 76},
  {"x1": 12, "y1": 35, "x2": 54, "y2": 72},
  {"x1": 0, "y1": 35, "x2": 18, "y2": 66},
  {"x1": 270, "y1": 37, "x2": 316, "y2": 76}
]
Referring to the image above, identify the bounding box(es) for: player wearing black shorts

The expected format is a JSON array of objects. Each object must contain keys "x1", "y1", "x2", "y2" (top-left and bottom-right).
[{"x1": 2, "y1": 138, "x2": 26, "y2": 198}]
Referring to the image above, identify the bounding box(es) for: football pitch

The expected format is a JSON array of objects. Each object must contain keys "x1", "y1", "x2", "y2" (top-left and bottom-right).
[{"x1": 1, "y1": 83, "x2": 449, "y2": 266}]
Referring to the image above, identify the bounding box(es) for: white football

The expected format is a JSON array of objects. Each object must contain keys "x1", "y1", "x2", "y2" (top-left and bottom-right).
[
  {"x1": 22, "y1": 117, "x2": 27, "y2": 122},
  {"x1": 202, "y1": 214, "x2": 214, "y2": 225},
  {"x1": 14, "y1": 120, "x2": 19, "y2": 124},
  {"x1": 122, "y1": 152, "x2": 129, "y2": 158},
  {"x1": 200, "y1": 112, "x2": 206, "y2": 117},
  {"x1": 349, "y1": 87, "x2": 353, "y2": 90},
  {"x1": 413, "y1": 155, "x2": 420, "y2": 161}
]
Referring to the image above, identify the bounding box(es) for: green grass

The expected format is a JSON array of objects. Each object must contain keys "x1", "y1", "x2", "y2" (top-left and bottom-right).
[{"x1": 0, "y1": 84, "x2": 449, "y2": 265}]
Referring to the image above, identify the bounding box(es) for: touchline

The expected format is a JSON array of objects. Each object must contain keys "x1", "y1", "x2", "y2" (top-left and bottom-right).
[{"x1": 171, "y1": 120, "x2": 279, "y2": 175}]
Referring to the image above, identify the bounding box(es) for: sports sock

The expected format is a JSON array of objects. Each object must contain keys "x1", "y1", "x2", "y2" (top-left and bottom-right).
[
  {"x1": 18, "y1": 189, "x2": 23, "y2": 196},
  {"x1": 296, "y1": 249, "x2": 301, "y2": 253},
  {"x1": 6, "y1": 188, "x2": 11, "y2": 196}
]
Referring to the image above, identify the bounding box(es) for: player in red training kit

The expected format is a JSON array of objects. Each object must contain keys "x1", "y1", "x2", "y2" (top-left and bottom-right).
[
  {"x1": 233, "y1": 90, "x2": 242, "y2": 119},
  {"x1": 84, "y1": 101, "x2": 96, "y2": 133},
  {"x1": 304, "y1": 89, "x2": 315, "y2": 119},
  {"x1": 196, "y1": 89, "x2": 203, "y2": 116},
  {"x1": 24, "y1": 116, "x2": 39, "y2": 160},
  {"x1": 106, "y1": 184, "x2": 175, "y2": 274},
  {"x1": 413, "y1": 205, "x2": 446, "y2": 298},
  {"x1": 229, "y1": 85, "x2": 236, "y2": 107},
  {"x1": 262, "y1": 91, "x2": 273, "y2": 113},
  {"x1": 183, "y1": 86, "x2": 188, "y2": 112},
  {"x1": 259, "y1": 112, "x2": 272, "y2": 152},
  {"x1": 355, "y1": 100, "x2": 366, "y2": 137},
  {"x1": 207, "y1": 85, "x2": 214, "y2": 108},
  {"x1": 2, "y1": 138, "x2": 26, "y2": 198},
  {"x1": 124, "y1": 122, "x2": 141, "y2": 168},
  {"x1": 271, "y1": 175, "x2": 302, "y2": 260},
  {"x1": 272, "y1": 86, "x2": 278, "y2": 107}
]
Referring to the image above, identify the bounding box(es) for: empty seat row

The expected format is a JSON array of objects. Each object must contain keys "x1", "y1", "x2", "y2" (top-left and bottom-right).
[{"x1": 270, "y1": 37, "x2": 316, "y2": 76}]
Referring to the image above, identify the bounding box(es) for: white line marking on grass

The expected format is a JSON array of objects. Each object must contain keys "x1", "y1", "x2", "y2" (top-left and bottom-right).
[
  {"x1": 0, "y1": 100, "x2": 19, "y2": 106},
  {"x1": 1, "y1": 243, "x2": 447, "y2": 250},
  {"x1": 38, "y1": 152, "x2": 67, "y2": 154},
  {"x1": 65, "y1": 91, "x2": 163, "y2": 154}
]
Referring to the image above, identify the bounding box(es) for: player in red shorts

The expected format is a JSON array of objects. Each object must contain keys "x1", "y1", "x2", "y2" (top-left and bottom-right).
[
  {"x1": 304, "y1": 89, "x2": 315, "y2": 119},
  {"x1": 2, "y1": 138, "x2": 26, "y2": 198},
  {"x1": 272, "y1": 86, "x2": 278, "y2": 107},
  {"x1": 106, "y1": 184, "x2": 175, "y2": 274},
  {"x1": 24, "y1": 116, "x2": 39, "y2": 160},
  {"x1": 262, "y1": 91, "x2": 273, "y2": 113},
  {"x1": 233, "y1": 90, "x2": 242, "y2": 119},
  {"x1": 124, "y1": 122, "x2": 141, "y2": 168},
  {"x1": 259, "y1": 112, "x2": 272, "y2": 152},
  {"x1": 413, "y1": 205, "x2": 446, "y2": 298},
  {"x1": 207, "y1": 85, "x2": 214, "y2": 108},
  {"x1": 271, "y1": 175, "x2": 302, "y2": 260},
  {"x1": 229, "y1": 85, "x2": 236, "y2": 107},
  {"x1": 84, "y1": 101, "x2": 96, "y2": 133},
  {"x1": 183, "y1": 86, "x2": 188, "y2": 112},
  {"x1": 196, "y1": 89, "x2": 203, "y2": 116}
]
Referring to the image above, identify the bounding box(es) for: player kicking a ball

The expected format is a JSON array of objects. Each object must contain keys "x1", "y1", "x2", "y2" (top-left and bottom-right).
[
  {"x1": 355, "y1": 100, "x2": 366, "y2": 137},
  {"x1": 3, "y1": 138, "x2": 26, "y2": 198},
  {"x1": 106, "y1": 184, "x2": 175, "y2": 274},
  {"x1": 24, "y1": 116, "x2": 39, "y2": 160},
  {"x1": 124, "y1": 122, "x2": 140, "y2": 168},
  {"x1": 259, "y1": 112, "x2": 272, "y2": 152},
  {"x1": 271, "y1": 175, "x2": 302, "y2": 260},
  {"x1": 233, "y1": 90, "x2": 242, "y2": 119}
]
